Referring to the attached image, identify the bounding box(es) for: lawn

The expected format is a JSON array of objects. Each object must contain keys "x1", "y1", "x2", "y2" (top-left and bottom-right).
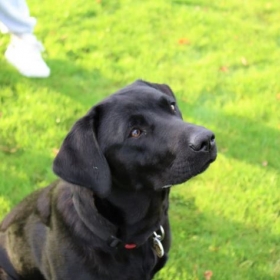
[{"x1": 0, "y1": 0, "x2": 280, "y2": 279}]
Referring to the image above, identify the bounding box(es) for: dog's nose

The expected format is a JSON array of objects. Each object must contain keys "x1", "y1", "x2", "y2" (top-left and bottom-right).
[{"x1": 189, "y1": 130, "x2": 215, "y2": 152}]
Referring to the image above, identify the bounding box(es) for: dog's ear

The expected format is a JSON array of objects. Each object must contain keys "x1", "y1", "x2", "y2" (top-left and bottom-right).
[
  {"x1": 135, "y1": 80, "x2": 176, "y2": 99},
  {"x1": 53, "y1": 108, "x2": 111, "y2": 198}
]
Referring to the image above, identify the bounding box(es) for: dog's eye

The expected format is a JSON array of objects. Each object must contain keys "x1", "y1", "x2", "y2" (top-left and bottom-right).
[
  {"x1": 170, "y1": 103, "x2": 176, "y2": 112},
  {"x1": 130, "y1": 128, "x2": 142, "y2": 138}
]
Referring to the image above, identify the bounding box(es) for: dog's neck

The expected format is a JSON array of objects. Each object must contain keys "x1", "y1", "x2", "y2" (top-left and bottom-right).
[
  {"x1": 96, "y1": 186, "x2": 169, "y2": 245},
  {"x1": 72, "y1": 185, "x2": 169, "y2": 246}
]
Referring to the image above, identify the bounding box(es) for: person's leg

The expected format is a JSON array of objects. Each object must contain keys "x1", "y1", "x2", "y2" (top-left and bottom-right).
[
  {"x1": 0, "y1": 0, "x2": 50, "y2": 78},
  {"x1": 0, "y1": 0, "x2": 36, "y2": 34}
]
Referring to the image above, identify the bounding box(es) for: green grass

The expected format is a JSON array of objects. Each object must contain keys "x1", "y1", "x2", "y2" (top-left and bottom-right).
[{"x1": 1, "y1": 0, "x2": 280, "y2": 279}]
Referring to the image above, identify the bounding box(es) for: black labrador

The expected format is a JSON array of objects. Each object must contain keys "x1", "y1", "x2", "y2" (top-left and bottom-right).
[{"x1": 0, "y1": 80, "x2": 217, "y2": 280}]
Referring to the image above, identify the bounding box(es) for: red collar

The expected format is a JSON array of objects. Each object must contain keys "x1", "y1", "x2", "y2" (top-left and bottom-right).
[{"x1": 124, "y1": 243, "x2": 137, "y2": 249}]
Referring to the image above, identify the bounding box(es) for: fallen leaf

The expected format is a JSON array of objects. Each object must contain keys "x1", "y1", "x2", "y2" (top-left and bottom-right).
[
  {"x1": 178, "y1": 38, "x2": 191, "y2": 45},
  {"x1": 0, "y1": 146, "x2": 18, "y2": 154},
  {"x1": 204, "y1": 270, "x2": 213, "y2": 280},
  {"x1": 219, "y1": 66, "x2": 229, "y2": 72},
  {"x1": 262, "y1": 161, "x2": 268, "y2": 167}
]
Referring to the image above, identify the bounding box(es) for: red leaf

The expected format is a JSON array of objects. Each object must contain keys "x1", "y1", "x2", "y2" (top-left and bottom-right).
[
  {"x1": 219, "y1": 66, "x2": 229, "y2": 72},
  {"x1": 178, "y1": 38, "x2": 190, "y2": 45},
  {"x1": 204, "y1": 270, "x2": 213, "y2": 280}
]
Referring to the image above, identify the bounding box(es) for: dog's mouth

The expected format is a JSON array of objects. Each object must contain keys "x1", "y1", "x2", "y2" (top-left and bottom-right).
[
  {"x1": 162, "y1": 154, "x2": 217, "y2": 189},
  {"x1": 199, "y1": 157, "x2": 216, "y2": 173},
  {"x1": 193, "y1": 153, "x2": 217, "y2": 176}
]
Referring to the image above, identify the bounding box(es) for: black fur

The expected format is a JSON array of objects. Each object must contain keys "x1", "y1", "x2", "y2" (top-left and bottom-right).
[{"x1": 0, "y1": 80, "x2": 217, "y2": 280}]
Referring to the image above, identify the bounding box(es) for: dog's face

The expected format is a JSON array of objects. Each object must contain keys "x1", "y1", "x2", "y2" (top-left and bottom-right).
[{"x1": 53, "y1": 80, "x2": 217, "y2": 196}]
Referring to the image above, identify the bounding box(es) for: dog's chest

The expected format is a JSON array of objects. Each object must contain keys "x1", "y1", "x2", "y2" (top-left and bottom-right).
[{"x1": 91, "y1": 246, "x2": 158, "y2": 280}]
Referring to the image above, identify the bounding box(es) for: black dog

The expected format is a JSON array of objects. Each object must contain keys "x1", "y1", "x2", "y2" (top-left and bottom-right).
[{"x1": 0, "y1": 80, "x2": 217, "y2": 280}]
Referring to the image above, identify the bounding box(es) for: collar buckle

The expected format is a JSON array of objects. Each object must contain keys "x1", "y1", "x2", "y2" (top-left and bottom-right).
[
  {"x1": 152, "y1": 226, "x2": 165, "y2": 258},
  {"x1": 108, "y1": 236, "x2": 137, "y2": 250},
  {"x1": 108, "y1": 236, "x2": 122, "y2": 248}
]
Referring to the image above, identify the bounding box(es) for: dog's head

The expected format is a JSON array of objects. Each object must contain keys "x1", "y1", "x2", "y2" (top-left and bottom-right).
[{"x1": 53, "y1": 80, "x2": 217, "y2": 197}]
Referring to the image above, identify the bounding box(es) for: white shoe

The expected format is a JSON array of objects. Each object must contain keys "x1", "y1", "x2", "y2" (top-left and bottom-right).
[{"x1": 5, "y1": 34, "x2": 50, "y2": 78}]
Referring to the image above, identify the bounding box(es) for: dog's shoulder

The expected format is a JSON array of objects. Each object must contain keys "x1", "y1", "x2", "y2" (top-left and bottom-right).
[
  {"x1": 36, "y1": 181, "x2": 59, "y2": 225},
  {"x1": 0, "y1": 181, "x2": 58, "y2": 232}
]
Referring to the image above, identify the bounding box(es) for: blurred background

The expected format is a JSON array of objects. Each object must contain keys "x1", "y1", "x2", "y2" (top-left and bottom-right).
[{"x1": 0, "y1": 0, "x2": 280, "y2": 279}]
